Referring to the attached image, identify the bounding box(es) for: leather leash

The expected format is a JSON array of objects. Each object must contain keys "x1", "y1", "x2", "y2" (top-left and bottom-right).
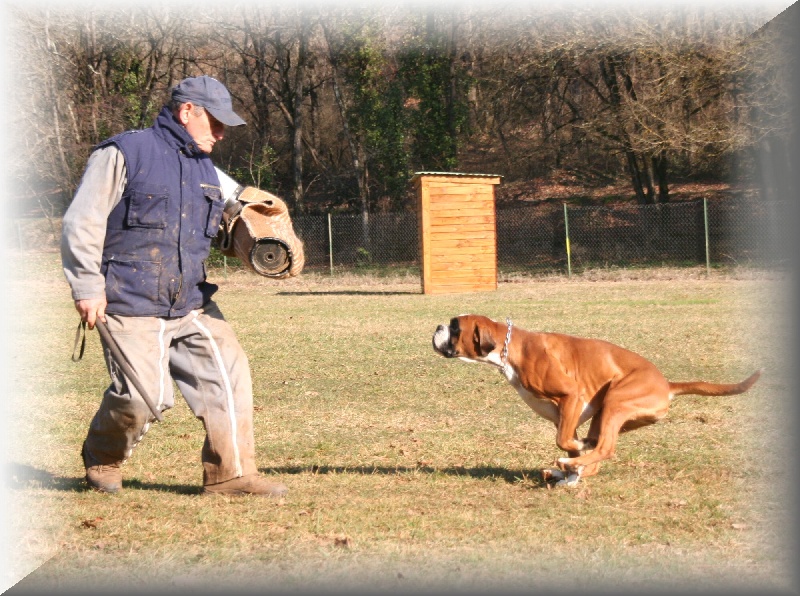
[{"x1": 73, "y1": 319, "x2": 164, "y2": 422}]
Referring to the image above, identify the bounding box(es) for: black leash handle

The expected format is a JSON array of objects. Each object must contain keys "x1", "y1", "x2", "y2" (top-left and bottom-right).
[
  {"x1": 72, "y1": 320, "x2": 87, "y2": 362},
  {"x1": 92, "y1": 319, "x2": 164, "y2": 422}
]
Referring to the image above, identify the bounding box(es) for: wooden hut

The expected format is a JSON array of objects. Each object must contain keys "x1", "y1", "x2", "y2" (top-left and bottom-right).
[{"x1": 413, "y1": 172, "x2": 502, "y2": 295}]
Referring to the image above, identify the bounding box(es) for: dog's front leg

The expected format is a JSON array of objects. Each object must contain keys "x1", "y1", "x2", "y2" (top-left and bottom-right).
[
  {"x1": 547, "y1": 393, "x2": 588, "y2": 486},
  {"x1": 555, "y1": 393, "x2": 588, "y2": 455}
]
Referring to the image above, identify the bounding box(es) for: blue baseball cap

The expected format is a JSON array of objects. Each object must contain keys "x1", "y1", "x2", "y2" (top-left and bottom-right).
[{"x1": 171, "y1": 75, "x2": 246, "y2": 127}]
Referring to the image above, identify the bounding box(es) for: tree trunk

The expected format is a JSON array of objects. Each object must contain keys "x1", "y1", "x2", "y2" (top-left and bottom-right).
[
  {"x1": 331, "y1": 73, "x2": 369, "y2": 244},
  {"x1": 291, "y1": 24, "x2": 307, "y2": 212},
  {"x1": 445, "y1": 19, "x2": 460, "y2": 159},
  {"x1": 626, "y1": 150, "x2": 648, "y2": 204},
  {"x1": 44, "y1": 10, "x2": 74, "y2": 195},
  {"x1": 644, "y1": 157, "x2": 657, "y2": 204},
  {"x1": 653, "y1": 151, "x2": 670, "y2": 203}
]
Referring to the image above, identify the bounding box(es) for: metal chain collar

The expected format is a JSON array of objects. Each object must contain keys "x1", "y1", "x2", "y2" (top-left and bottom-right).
[{"x1": 500, "y1": 317, "x2": 513, "y2": 372}]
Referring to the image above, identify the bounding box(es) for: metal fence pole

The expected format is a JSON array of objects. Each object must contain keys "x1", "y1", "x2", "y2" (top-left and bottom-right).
[
  {"x1": 328, "y1": 212, "x2": 334, "y2": 275},
  {"x1": 564, "y1": 203, "x2": 572, "y2": 278},
  {"x1": 703, "y1": 198, "x2": 710, "y2": 275}
]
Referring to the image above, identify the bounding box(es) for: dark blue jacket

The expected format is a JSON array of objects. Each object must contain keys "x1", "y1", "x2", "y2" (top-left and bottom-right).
[{"x1": 98, "y1": 107, "x2": 224, "y2": 317}]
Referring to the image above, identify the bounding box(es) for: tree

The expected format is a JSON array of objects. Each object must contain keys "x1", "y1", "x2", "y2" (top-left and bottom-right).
[
  {"x1": 322, "y1": 11, "x2": 410, "y2": 215},
  {"x1": 10, "y1": 3, "x2": 787, "y2": 217},
  {"x1": 397, "y1": 11, "x2": 470, "y2": 172},
  {"x1": 12, "y1": 6, "x2": 199, "y2": 213}
]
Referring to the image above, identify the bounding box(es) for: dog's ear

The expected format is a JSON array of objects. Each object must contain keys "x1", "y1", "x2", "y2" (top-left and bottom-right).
[{"x1": 473, "y1": 325, "x2": 496, "y2": 356}]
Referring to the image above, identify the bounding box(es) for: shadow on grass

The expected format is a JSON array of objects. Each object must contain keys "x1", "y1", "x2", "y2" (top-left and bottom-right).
[
  {"x1": 5, "y1": 462, "x2": 201, "y2": 495},
  {"x1": 5, "y1": 462, "x2": 551, "y2": 494},
  {"x1": 261, "y1": 463, "x2": 549, "y2": 488},
  {"x1": 277, "y1": 290, "x2": 419, "y2": 296}
]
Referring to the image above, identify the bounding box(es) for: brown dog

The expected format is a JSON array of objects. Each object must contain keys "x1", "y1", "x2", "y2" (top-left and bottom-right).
[{"x1": 432, "y1": 314, "x2": 761, "y2": 486}]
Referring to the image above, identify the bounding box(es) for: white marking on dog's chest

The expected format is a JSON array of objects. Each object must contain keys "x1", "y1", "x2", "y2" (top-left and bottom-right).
[
  {"x1": 495, "y1": 358, "x2": 560, "y2": 425},
  {"x1": 485, "y1": 351, "x2": 504, "y2": 369},
  {"x1": 495, "y1": 353, "x2": 598, "y2": 427}
]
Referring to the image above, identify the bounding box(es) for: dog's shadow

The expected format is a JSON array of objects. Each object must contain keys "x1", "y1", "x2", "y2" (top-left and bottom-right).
[
  {"x1": 277, "y1": 290, "x2": 418, "y2": 296},
  {"x1": 5, "y1": 462, "x2": 549, "y2": 495}
]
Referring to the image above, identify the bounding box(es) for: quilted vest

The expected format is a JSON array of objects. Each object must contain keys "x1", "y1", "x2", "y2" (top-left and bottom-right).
[{"x1": 98, "y1": 107, "x2": 224, "y2": 317}]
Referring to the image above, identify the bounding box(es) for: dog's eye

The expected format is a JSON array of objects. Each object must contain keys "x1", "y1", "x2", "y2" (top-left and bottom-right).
[{"x1": 449, "y1": 318, "x2": 460, "y2": 338}]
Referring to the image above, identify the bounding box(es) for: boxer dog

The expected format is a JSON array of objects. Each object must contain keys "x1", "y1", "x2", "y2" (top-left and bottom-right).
[{"x1": 432, "y1": 314, "x2": 761, "y2": 486}]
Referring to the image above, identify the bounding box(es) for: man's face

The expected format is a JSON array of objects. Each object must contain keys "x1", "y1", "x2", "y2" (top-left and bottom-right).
[{"x1": 178, "y1": 103, "x2": 225, "y2": 153}]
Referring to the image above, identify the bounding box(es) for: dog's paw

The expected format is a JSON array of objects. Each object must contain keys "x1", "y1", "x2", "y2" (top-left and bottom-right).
[
  {"x1": 542, "y1": 467, "x2": 565, "y2": 482},
  {"x1": 557, "y1": 458, "x2": 585, "y2": 476},
  {"x1": 555, "y1": 472, "x2": 581, "y2": 487},
  {"x1": 543, "y1": 467, "x2": 581, "y2": 487}
]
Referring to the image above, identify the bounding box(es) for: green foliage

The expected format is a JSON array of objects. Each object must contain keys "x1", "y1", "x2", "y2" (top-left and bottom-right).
[
  {"x1": 230, "y1": 145, "x2": 278, "y2": 189},
  {"x1": 335, "y1": 30, "x2": 411, "y2": 204},
  {"x1": 108, "y1": 52, "x2": 157, "y2": 130},
  {"x1": 206, "y1": 247, "x2": 243, "y2": 269},
  {"x1": 354, "y1": 246, "x2": 372, "y2": 267},
  {"x1": 25, "y1": 5, "x2": 784, "y2": 217},
  {"x1": 397, "y1": 30, "x2": 471, "y2": 172},
  {"x1": 332, "y1": 21, "x2": 471, "y2": 208}
]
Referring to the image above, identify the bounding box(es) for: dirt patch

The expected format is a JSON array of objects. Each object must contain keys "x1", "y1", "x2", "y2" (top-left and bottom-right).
[{"x1": 495, "y1": 172, "x2": 760, "y2": 207}]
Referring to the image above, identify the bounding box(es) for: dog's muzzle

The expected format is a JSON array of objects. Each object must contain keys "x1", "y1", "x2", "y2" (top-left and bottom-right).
[{"x1": 432, "y1": 325, "x2": 456, "y2": 358}]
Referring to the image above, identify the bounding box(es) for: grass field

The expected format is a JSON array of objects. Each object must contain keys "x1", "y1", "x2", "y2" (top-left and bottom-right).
[{"x1": 4, "y1": 252, "x2": 795, "y2": 594}]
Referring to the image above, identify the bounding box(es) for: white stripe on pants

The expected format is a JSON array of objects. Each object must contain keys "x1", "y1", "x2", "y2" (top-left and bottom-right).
[{"x1": 83, "y1": 300, "x2": 258, "y2": 485}]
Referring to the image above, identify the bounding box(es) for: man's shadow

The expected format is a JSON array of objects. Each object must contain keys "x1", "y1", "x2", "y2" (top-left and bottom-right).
[
  {"x1": 262, "y1": 463, "x2": 549, "y2": 488},
  {"x1": 5, "y1": 462, "x2": 201, "y2": 495}
]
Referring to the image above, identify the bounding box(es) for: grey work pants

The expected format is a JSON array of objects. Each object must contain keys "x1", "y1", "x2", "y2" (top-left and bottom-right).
[{"x1": 83, "y1": 300, "x2": 258, "y2": 485}]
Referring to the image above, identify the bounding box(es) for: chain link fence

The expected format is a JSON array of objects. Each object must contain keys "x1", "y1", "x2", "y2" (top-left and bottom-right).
[
  {"x1": 11, "y1": 197, "x2": 788, "y2": 275},
  {"x1": 289, "y1": 198, "x2": 788, "y2": 275},
  {"x1": 293, "y1": 212, "x2": 420, "y2": 271}
]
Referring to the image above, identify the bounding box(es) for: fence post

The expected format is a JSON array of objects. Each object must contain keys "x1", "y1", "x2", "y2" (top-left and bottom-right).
[
  {"x1": 328, "y1": 212, "x2": 334, "y2": 275},
  {"x1": 563, "y1": 203, "x2": 572, "y2": 278},
  {"x1": 703, "y1": 198, "x2": 710, "y2": 275}
]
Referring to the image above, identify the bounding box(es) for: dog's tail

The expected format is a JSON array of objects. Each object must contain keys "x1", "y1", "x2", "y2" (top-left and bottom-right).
[{"x1": 668, "y1": 369, "x2": 762, "y2": 397}]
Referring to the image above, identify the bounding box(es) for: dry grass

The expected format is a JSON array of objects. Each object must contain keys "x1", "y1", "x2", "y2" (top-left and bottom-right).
[{"x1": 4, "y1": 251, "x2": 795, "y2": 594}]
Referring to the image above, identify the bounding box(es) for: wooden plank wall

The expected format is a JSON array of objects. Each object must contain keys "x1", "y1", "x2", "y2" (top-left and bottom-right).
[{"x1": 416, "y1": 174, "x2": 501, "y2": 294}]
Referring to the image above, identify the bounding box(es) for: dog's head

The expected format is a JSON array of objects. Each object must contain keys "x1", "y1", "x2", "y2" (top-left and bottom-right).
[{"x1": 432, "y1": 314, "x2": 501, "y2": 363}]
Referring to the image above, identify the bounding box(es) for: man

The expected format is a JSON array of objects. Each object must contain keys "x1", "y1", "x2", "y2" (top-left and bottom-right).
[{"x1": 61, "y1": 75, "x2": 287, "y2": 497}]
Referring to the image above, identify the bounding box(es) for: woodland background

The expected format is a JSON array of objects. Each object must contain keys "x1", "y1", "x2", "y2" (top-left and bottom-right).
[{"x1": 8, "y1": 2, "x2": 797, "y2": 221}]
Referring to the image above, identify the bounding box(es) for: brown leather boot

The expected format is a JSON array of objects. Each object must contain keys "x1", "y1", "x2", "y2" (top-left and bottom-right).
[
  {"x1": 81, "y1": 442, "x2": 122, "y2": 494},
  {"x1": 203, "y1": 473, "x2": 288, "y2": 497}
]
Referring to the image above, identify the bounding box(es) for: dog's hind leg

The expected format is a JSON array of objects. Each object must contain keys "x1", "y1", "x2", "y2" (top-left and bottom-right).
[
  {"x1": 557, "y1": 384, "x2": 670, "y2": 474},
  {"x1": 546, "y1": 413, "x2": 604, "y2": 486},
  {"x1": 572, "y1": 460, "x2": 600, "y2": 479},
  {"x1": 576, "y1": 414, "x2": 603, "y2": 478},
  {"x1": 557, "y1": 412, "x2": 625, "y2": 474},
  {"x1": 550, "y1": 448, "x2": 600, "y2": 486},
  {"x1": 544, "y1": 466, "x2": 582, "y2": 487}
]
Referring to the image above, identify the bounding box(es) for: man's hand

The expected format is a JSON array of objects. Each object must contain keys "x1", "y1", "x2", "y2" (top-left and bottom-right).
[{"x1": 74, "y1": 297, "x2": 107, "y2": 330}]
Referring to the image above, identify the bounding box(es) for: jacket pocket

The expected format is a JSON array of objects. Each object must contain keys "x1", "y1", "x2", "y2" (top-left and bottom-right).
[
  {"x1": 126, "y1": 188, "x2": 168, "y2": 229},
  {"x1": 104, "y1": 258, "x2": 162, "y2": 308},
  {"x1": 202, "y1": 184, "x2": 225, "y2": 238}
]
